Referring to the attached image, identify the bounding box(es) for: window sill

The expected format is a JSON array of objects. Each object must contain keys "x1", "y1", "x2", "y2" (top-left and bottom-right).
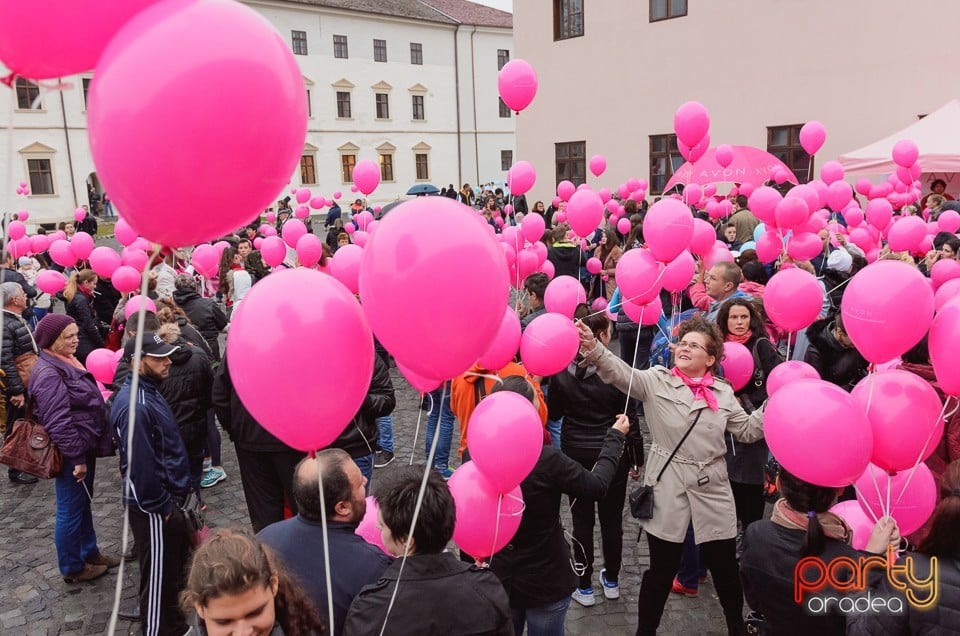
[
  {"x1": 27, "y1": 193, "x2": 57, "y2": 198},
  {"x1": 375, "y1": 118, "x2": 392, "y2": 122},
  {"x1": 15, "y1": 109, "x2": 45, "y2": 113},
  {"x1": 411, "y1": 119, "x2": 426, "y2": 123},
  {"x1": 336, "y1": 117, "x2": 354, "y2": 121},
  {"x1": 553, "y1": 34, "x2": 584, "y2": 41}
]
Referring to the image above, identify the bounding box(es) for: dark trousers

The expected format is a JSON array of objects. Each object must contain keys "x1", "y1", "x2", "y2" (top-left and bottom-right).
[
  {"x1": 565, "y1": 445, "x2": 629, "y2": 588},
  {"x1": 128, "y1": 507, "x2": 191, "y2": 636},
  {"x1": 637, "y1": 532, "x2": 744, "y2": 636},
  {"x1": 731, "y1": 481, "x2": 765, "y2": 530},
  {"x1": 6, "y1": 400, "x2": 24, "y2": 478},
  {"x1": 204, "y1": 410, "x2": 221, "y2": 466},
  {"x1": 234, "y1": 447, "x2": 305, "y2": 532}
]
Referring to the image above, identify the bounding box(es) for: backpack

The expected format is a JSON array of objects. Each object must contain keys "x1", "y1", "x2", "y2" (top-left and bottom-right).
[{"x1": 647, "y1": 307, "x2": 700, "y2": 368}]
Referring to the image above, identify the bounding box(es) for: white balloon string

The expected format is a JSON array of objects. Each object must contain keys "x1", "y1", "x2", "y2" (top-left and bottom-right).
[
  {"x1": 1, "y1": 78, "x2": 15, "y2": 390},
  {"x1": 893, "y1": 396, "x2": 952, "y2": 507},
  {"x1": 580, "y1": 269, "x2": 667, "y2": 322},
  {"x1": 482, "y1": 494, "x2": 505, "y2": 568},
  {"x1": 378, "y1": 382, "x2": 448, "y2": 636},
  {"x1": 410, "y1": 391, "x2": 431, "y2": 465},
  {"x1": 852, "y1": 484, "x2": 881, "y2": 525},
  {"x1": 866, "y1": 462, "x2": 887, "y2": 522},
  {"x1": 108, "y1": 245, "x2": 161, "y2": 635},
  {"x1": 316, "y1": 457, "x2": 336, "y2": 636},
  {"x1": 622, "y1": 304, "x2": 646, "y2": 416}
]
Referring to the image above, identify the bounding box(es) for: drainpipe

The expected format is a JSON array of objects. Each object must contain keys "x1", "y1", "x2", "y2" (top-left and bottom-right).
[
  {"x1": 453, "y1": 25, "x2": 463, "y2": 186},
  {"x1": 469, "y1": 27, "x2": 479, "y2": 186},
  {"x1": 58, "y1": 85, "x2": 78, "y2": 207}
]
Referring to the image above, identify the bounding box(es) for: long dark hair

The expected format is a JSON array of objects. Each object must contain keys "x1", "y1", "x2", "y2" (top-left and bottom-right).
[
  {"x1": 624, "y1": 214, "x2": 644, "y2": 250},
  {"x1": 245, "y1": 250, "x2": 271, "y2": 282},
  {"x1": 778, "y1": 469, "x2": 840, "y2": 557},
  {"x1": 918, "y1": 460, "x2": 960, "y2": 558},
  {"x1": 715, "y1": 298, "x2": 765, "y2": 341}
]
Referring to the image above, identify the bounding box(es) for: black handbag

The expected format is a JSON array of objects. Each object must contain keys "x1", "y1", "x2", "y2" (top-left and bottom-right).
[{"x1": 629, "y1": 409, "x2": 703, "y2": 520}]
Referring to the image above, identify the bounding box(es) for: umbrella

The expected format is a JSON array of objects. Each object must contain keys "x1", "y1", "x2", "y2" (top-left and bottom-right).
[
  {"x1": 378, "y1": 199, "x2": 407, "y2": 217},
  {"x1": 406, "y1": 183, "x2": 440, "y2": 195},
  {"x1": 663, "y1": 145, "x2": 799, "y2": 192}
]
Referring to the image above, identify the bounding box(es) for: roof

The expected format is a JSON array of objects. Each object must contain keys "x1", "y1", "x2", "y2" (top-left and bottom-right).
[{"x1": 278, "y1": 0, "x2": 511, "y2": 27}]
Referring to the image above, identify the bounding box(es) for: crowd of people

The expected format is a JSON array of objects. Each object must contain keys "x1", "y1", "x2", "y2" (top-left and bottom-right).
[{"x1": 1, "y1": 180, "x2": 958, "y2": 636}]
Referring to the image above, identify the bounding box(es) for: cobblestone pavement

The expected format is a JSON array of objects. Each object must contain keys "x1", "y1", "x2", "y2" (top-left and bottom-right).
[{"x1": 0, "y1": 339, "x2": 733, "y2": 635}]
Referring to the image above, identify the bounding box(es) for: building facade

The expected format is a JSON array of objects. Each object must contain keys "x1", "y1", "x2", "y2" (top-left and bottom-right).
[
  {"x1": 1, "y1": 0, "x2": 513, "y2": 226},
  {"x1": 514, "y1": 0, "x2": 960, "y2": 205}
]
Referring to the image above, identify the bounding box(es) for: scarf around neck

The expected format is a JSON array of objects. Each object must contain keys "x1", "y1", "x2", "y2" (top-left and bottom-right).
[
  {"x1": 727, "y1": 330, "x2": 752, "y2": 345},
  {"x1": 671, "y1": 366, "x2": 718, "y2": 411},
  {"x1": 770, "y1": 499, "x2": 852, "y2": 544}
]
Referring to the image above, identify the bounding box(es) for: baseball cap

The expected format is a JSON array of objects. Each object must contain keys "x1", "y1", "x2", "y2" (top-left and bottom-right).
[{"x1": 124, "y1": 332, "x2": 180, "y2": 359}]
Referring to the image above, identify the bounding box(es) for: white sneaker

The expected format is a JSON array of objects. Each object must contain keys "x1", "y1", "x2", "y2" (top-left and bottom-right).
[
  {"x1": 600, "y1": 568, "x2": 620, "y2": 599},
  {"x1": 571, "y1": 587, "x2": 596, "y2": 607}
]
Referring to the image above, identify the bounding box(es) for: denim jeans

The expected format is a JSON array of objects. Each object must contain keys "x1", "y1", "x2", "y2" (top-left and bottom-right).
[
  {"x1": 676, "y1": 523, "x2": 707, "y2": 589},
  {"x1": 377, "y1": 415, "x2": 394, "y2": 453},
  {"x1": 539, "y1": 384, "x2": 562, "y2": 449},
  {"x1": 54, "y1": 457, "x2": 100, "y2": 576},
  {"x1": 424, "y1": 385, "x2": 455, "y2": 471},
  {"x1": 511, "y1": 595, "x2": 571, "y2": 636},
  {"x1": 353, "y1": 452, "x2": 375, "y2": 495}
]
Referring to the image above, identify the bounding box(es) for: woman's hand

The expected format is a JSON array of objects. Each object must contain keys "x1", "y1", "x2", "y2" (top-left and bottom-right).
[
  {"x1": 576, "y1": 320, "x2": 598, "y2": 355},
  {"x1": 864, "y1": 516, "x2": 900, "y2": 555},
  {"x1": 73, "y1": 463, "x2": 87, "y2": 482},
  {"x1": 612, "y1": 413, "x2": 630, "y2": 435}
]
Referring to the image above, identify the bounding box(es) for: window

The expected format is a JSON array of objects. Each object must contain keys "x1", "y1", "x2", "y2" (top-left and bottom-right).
[
  {"x1": 415, "y1": 153, "x2": 429, "y2": 180},
  {"x1": 380, "y1": 154, "x2": 394, "y2": 182},
  {"x1": 306, "y1": 89, "x2": 312, "y2": 118},
  {"x1": 410, "y1": 42, "x2": 423, "y2": 65},
  {"x1": 767, "y1": 125, "x2": 811, "y2": 184},
  {"x1": 650, "y1": 0, "x2": 687, "y2": 22},
  {"x1": 334, "y1": 35, "x2": 348, "y2": 59},
  {"x1": 501, "y1": 150, "x2": 513, "y2": 171},
  {"x1": 375, "y1": 93, "x2": 390, "y2": 119},
  {"x1": 82, "y1": 78, "x2": 92, "y2": 111},
  {"x1": 555, "y1": 141, "x2": 586, "y2": 187},
  {"x1": 300, "y1": 155, "x2": 317, "y2": 185},
  {"x1": 553, "y1": 0, "x2": 583, "y2": 40},
  {"x1": 27, "y1": 158, "x2": 54, "y2": 195},
  {"x1": 649, "y1": 134, "x2": 683, "y2": 194},
  {"x1": 336, "y1": 92, "x2": 352, "y2": 118},
  {"x1": 292, "y1": 30, "x2": 308, "y2": 55},
  {"x1": 412, "y1": 95, "x2": 425, "y2": 120},
  {"x1": 374, "y1": 39, "x2": 387, "y2": 62},
  {"x1": 497, "y1": 49, "x2": 510, "y2": 70},
  {"x1": 341, "y1": 154, "x2": 356, "y2": 183},
  {"x1": 15, "y1": 78, "x2": 40, "y2": 110},
  {"x1": 499, "y1": 97, "x2": 511, "y2": 118}
]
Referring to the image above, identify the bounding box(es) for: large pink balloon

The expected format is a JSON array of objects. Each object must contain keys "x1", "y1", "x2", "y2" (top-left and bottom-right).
[
  {"x1": 260, "y1": 236, "x2": 287, "y2": 268},
  {"x1": 280, "y1": 218, "x2": 307, "y2": 248},
  {"x1": 88, "y1": 246, "x2": 122, "y2": 279},
  {"x1": 352, "y1": 160, "x2": 380, "y2": 196},
  {"x1": 621, "y1": 294, "x2": 662, "y2": 326},
  {"x1": 765, "y1": 379, "x2": 873, "y2": 487},
  {"x1": 820, "y1": 161, "x2": 844, "y2": 185},
  {"x1": 87, "y1": 0, "x2": 307, "y2": 246},
  {"x1": 359, "y1": 197, "x2": 508, "y2": 380},
  {"x1": 615, "y1": 248, "x2": 661, "y2": 304},
  {"x1": 660, "y1": 251, "x2": 696, "y2": 293},
  {"x1": 329, "y1": 244, "x2": 363, "y2": 295},
  {"x1": 111, "y1": 266, "x2": 142, "y2": 294},
  {"x1": 673, "y1": 101, "x2": 710, "y2": 148},
  {"x1": 520, "y1": 211, "x2": 546, "y2": 243},
  {"x1": 785, "y1": 232, "x2": 823, "y2": 261},
  {"x1": 113, "y1": 218, "x2": 138, "y2": 248},
  {"x1": 544, "y1": 275, "x2": 587, "y2": 319},
  {"x1": 891, "y1": 139, "x2": 920, "y2": 168},
  {"x1": 228, "y1": 269, "x2": 373, "y2": 451},
  {"x1": 124, "y1": 295, "x2": 157, "y2": 321},
  {"x1": 830, "y1": 500, "x2": 875, "y2": 551},
  {"x1": 36, "y1": 270, "x2": 67, "y2": 295},
  {"x1": 935, "y1": 279, "x2": 960, "y2": 312},
  {"x1": 855, "y1": 463, "x2": 936, "y2": 535},
  {"x1": 865, "y1": 199, "x2": 893, "y2": 230},
  {"x1": 937, "y1": 209, "x2": 960, "y2": 234},
  {"x1": 6, "y1": 221, "x2": 25, "y2": 241},
  {"x1": 748, "y1": 186, "x2": 782, "y2": 225},
  {"x1": 763, "y1": 268, "x2": 823, "y2": 332},
  {"x1": 0, "y1": 0, "x2": 160, "y2": 80},
  {"x1": 121, "y1": 247, "x2": 149, "y2": 272},
  {"x1": 508, "y1": 161, "x2": 536, "y2": 197},
  {"x1": 929, "y1": 297, "x2": 960, "y2": 395},
  {"x1": 720, "y1": 342, "x2": 753, "y2": 391},
  {"x1": 644, "y1": 198, "x2": 694, "y2": 263},
  {"x1": 841, "y1": 261, "x2": 934, "y2": 363},
  {"x1": 449, "y1": 462, "x2": 524, "y2": 558},
  {"x1": 355, "y1": 496, "x2": 389, "y2": 555},
  {"x1": 932, "y1": 258, "x2": 960, "y2": 291},
  {"x1": 565, "y1": 189, "x2": 603, "y2": 238},
  {"x1": 715, "y1": 144, "x2": 735, "y2": 168},
  {"x1": 478, "y1": 308, "x2": 521, "y2": 370},
  {"x1": 70, "y1": 231, "x2": 95, "y2": 261},
  {"x1": 765, "y1": 360, "x2": 820, "y2": 397},
  {"x1": 851, "y1": 370, "x2": 944, "y2": 472},
  {"x1": 887, "y1": 216, "x2": 927, "y2": 253},
  {"x1": 85, "y1": 348, "x2": 119, "y2": 385},
  {"x1": 397, "y1": 362, "x2": 442, "y2": 394},
  {"x1": 295, "y1": 233, "x2": 323, "y2": 268},
  {"x1": 589, "y1": 155, "x2": 607, "y2": 177},
  {"x1": 29, "y1": 234, "x2": 50, "y2": 255},
  {"x1": 497, "y1": 59, "x2": 538, "y2": 113},
  {"x1": 689, "y1": 219, "x2": 717, "y2": 256},
  {"x1": 519, "y1": 312, "x2": 579, "y2": 376},
  {"x1": 798, "y1": 121, "x2": 826, "y2": 155},
  {"x1": 774, "y1": 198, "x2": 809, "y2": 231},
  {"x1": 48, "y1": 240, "x2": 76, "y2": 268},
  {"x1": 467, "y1": 391, "x2": 543, "y2": 493}
]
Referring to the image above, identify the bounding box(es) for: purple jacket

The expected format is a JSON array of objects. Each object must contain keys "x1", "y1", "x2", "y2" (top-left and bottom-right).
[{"x1": 28, "y1": 352, "x2": 111, "y2": 464}]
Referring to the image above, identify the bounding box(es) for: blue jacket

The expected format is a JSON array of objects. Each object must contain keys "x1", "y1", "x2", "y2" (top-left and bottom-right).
[{"x1": 111, "y1": 374, "x2": 191, "y2": 516}]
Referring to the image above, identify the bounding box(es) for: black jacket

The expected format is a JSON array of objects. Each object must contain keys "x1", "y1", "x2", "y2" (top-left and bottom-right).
[
  {"x1": 93, "y1": 278, "x2": 122, "y2": 327},
  {"x1": 0, "y1": 266, "x2": 36, "y2": 300},
  {"x1": 489, "y1": 427, "x2": 625, "y2": 608},
  {"x1": 66, "y1": 290, "x2": 104, "y2": 364},
  {"x1": 171, "y1": 288, "x2": 227, "y2": 361},
  {"x1": 331, "y1": 354, "x2": 395, "y2": 459},
  {"x1": 847, "y1": 553, "x2": 960, "y2": 635},
  {"x1": 725, "y1": 336, "x2": 780, "y2": 485},
  {"x1": 804, "y1": 318, "x2": 868, "y2": 392},
  {"x1": 342, "y1": 551, "x2": 513, "y2": 636},
  {"x1": 820, "y1": 269, "x2": 851, "y2": 314},
  {"x1": 211, "y1": 353, "x2": 302, "y2": 454},
  {"x1": 1, "y1": 310, "x2": 37, "y2": 398},
  {"x1": 547, "y1": 244, "x2": 583, "y2": 280}
]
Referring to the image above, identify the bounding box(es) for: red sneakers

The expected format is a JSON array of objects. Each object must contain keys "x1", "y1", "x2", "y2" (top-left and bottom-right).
[{"x1": 670, "y1": 576, "x2": 699, "y2": 598}]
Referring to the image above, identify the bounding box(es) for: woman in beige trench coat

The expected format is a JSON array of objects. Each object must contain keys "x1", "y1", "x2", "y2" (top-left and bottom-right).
[{"x1": 577, "y1": 314, "x2": 764, "y2": 636}]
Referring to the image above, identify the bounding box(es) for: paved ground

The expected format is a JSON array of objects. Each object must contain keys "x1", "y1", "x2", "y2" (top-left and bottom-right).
[{"x1": 0, "y1": 335, "x2": 733, "y2": 635}]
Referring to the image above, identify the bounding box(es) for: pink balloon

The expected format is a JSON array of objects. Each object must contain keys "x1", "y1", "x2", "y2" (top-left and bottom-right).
[
  {"x1": 497, "y1": 58, "x2": 538, "y2": 113},
  {"x1": 294, "y1": 205, "x2": 309, "y2": 220},
  {"x1": 682, "y1": 184, "x2": 702, "y2": 207},
  {"x1": 755, "y1": 231, "x2": 783, "y2": 264},
  {"x1": 931, "y1": 258, "x2": 960, "y2": 291},
  {"x1": 343, "y1": 223, "x2": 356, "y2": 236},
  {"x1": 85, "y1": 348, "x2": 119, "y2": 385},
  {"x1": 294, "y1": 187, "x2": 311, "y2": 204},
  {"x1": 935, "y1": 278, "x2": 960, "y2": 312},
  {"x1": 260, "y1": 235, "x2": 287, "y2": 268},
  {"x1": 468, "y1": 391, "x2": 543, "y2": 492},
  {"x1": 295, "y1": 233, "x2": 323, "y2": 268},
  {"x1": 715, "y1": 144, "x2": 735, "y2": 168},
  {"x1": 855, "y1": 463, "x2": 936, "y2": 535},
  {"x1": 616, "y1": 217, "x2": 631, "y2": 235},
  {"x1": 930, "y1": 297, "x2": 960, "y2": 395},
  {"x1": 685, "y1": 219, "x2": 714, "y2": 257},
  {"x1": 228, "y1": 269, "x2": 373, "y2": 451},
  {"x1": 892, "y1": 139, "x2": 920, "y2": 168},
  {"x1": 36, "y1": 269, "x2": 67, "y2": 295},
  {"x1": 820, "y1": 161, "x2": 844, "y2": 185},
  {"x1": 785, "y1": 232, "x2": 823, "y2": 261},
  {"x1": 266, "y1": 212, "x2": 277, "y2": 224},
  {"x1": 355, "y1": 496, "x2": 389, "y2": 554},
  {"x1": 280, "y1": 218, "x2": 307, "y2": 248},
  {"x1": 28, "y1": 234, "x2": 49, "y2": 254},
  {"x1": 124, "y1": 294, "x2": 157, "y2": 321},
  {"x1": 673, "y1": 101, "x2": 710, "y2": 148},
  {"x1": 556, "y1": 180, "x2": 576, "y2": 203},
  {"x1": 113, "y1": 217, "x2": 136, "y2": 246},
  {"x1": 329, "y1": 243, "x2": 362, "y2": 294},
  {"x1": 748, "y1": 186, "x2": 782, "y2": 225},
  {"x1": 508, "y1": 160, "x2": 536, "y2": 197},
  {"x1": 644, "y1": 198, "x2": 694, "y2": 263},
  {"x1": 765, "y1": 379, "x2": 873, "y2": 487},
  {"x1": 397, "y1": 362, "x2": 442, "y2": 394},
  {"x1": 253, "y1": 237, "x2": 264, "y2": 250},
  {"x1": 588, "y1": 154, "x2": 607, "y2": 177},
  {"x1": 309, "y1": 196, "x2": 326, "y2": 209},
  {"x1": 854, "y1": 178, "x2": 873, "y2": 197},
  {"x1": 544, "y1": 275, "x2": 587, "y2": 319},
  {"x1": 520, "y1": 312, "x2": 578, "y2": 376},
  {"x1": 720, "y1": 342, "x2": 753, "y2": 391},
  {"x1": 841, "y1": 260, "x2": 934, "y2": 363},
  {"x1": 449, "y1": 462, "x2": 524, "y2": 558},
  {"x1": 87, "y1": 0, "x2": 307, "y2": 246},
  {"x1": 774, "y1": 197, "x2": 809, "y2": 231},
  {"x1": 591, "y1": 297, "x2": 608, "y2": 312},
  {"x1": 48, "y1": 239, "x2": 76, "y2": 268},
  {"x1": 766, "y1": 360, "x2": 820, "y2": 397},
  {"x1": 704, "y1": 245, "x2": 735, "y2": 270},
  {"x1": 360, "y1": 197, "x2": 508, "y2": 380},
  {"x1": 826, "y1": 180, "x2": 853, "y2": 212},
  {"x1": 191, "y1": 244, "x2": 219, "y2": 278},
  {"x1": 214, "y1": 240, "x2": 231, "y2": 255},
  {"x1": 565, "y1": 189, "x2": 603, "y2": 238},
  {"x1": 132, "y1": 237, "x2": 154, "y2": 252},
  {"x1": 586, "y1": 257, "x2": 602, "y2": 275},
  {"x1": 520, "y1": 211, "x2": 545, "y2": 243},
  {"x1": 615, "y1": 248, "x2": 661, "y2": 304},
  {"x1": 621, "y1": 294, "x2": 662, "y2": 326},
  {"x1": 937, "y1": 209, "x2": 960, "y2": 233},
  {"x1": 851, "y1": 370, "x2": 944, "y2": 472},
  {"x1": 865, "y1": 198, "x2": 893, "y2": 230},
  {"x1": 798, "y1": 121, "x2": 826, "y2": 155},
  {"x1": 121, "y1": 247, "x2": 149, "y2": 272},
  {"x1": 7, "y1": 221, "x2": 25, "y2": 241},
  {"x1": 70, "y1": 231, "x2": 95, "y2": 261},
  {"x1": 660, "y1": 251, "x2": 695, "y2": 293},
  {"x1": 88, "y1": 246, "x2": 122, "y2": 279},
  {"x1": 333, "y1": 191, "x2": 342, "y2": 200},
  {"x1": 111, "y1": 266, "x2": 142, "y2": 294},
  {"x1": 74, "y1": 208, "x2": 87, "y2": 223},
  {"x1": 539, "y1": 259, "x2": 555, "y2": 280},
  {"x1": 764, "y1": 268, "x2": 823, "y2": 332},
  {"x1": 830, "y1": 500, "x2": 875, "y2": 551},
  {"x1": 8, "y1": 236, "x2": 31, "y2": 260},
  {"x1": 477, "y1": 308, "x2": 521, "y2": 371},
  {"x1": 351, "y1": 160, "x2": 380, "y2": 196},
  {"x1": 887, "y1": 216, "x2": 927, "y2": 253}
]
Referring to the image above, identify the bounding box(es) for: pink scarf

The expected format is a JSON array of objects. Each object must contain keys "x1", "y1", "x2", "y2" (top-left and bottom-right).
[
  {"x1": 671, "y1": 367, "x2": 719, "y2": 411},
  {"x1": 726, "y1": 330, "x2": 752, "y2": 345}
]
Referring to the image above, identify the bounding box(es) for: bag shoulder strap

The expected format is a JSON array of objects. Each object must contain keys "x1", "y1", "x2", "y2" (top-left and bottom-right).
[{"x1": 654, "y1": 408, "x2": 704, "y2": 483}]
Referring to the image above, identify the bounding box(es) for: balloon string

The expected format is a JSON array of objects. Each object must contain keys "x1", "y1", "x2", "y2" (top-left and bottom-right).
[
  {"x1": 108, "y1": 245, "x2": 162, "y2": 636},
  {"x1": 866, "y1": 462, "x2": 887, "y2": 521},
  {"x1": 852, "y1": 484, "x2": 881, "y2": 525},
  {"x1": 410, "y1": 392, "x2": 431, "y2": 465},
  {"x1": 378, "y1": 382, "x2": 448, "y2": 636},
  {"x1": 316, "y1": 457, "x2": 336, "y2": 636},
  {"x1": 580, "y1": 268, "x2": 667, "y2": 322},
  {"x1": 1, "y1": 75, "x2": 15, "y2": 411},
  {"x1": 893, "y1": 395, "x2": 953, "y2": 508},
  {"x1": 622, "y1": 305, "x2": 646, "y2": 416}
]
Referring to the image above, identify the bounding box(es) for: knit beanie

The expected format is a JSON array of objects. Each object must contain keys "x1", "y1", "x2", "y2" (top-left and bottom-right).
[{"x1": 34, "y1": 314, "x2": 76, "y2": 350}]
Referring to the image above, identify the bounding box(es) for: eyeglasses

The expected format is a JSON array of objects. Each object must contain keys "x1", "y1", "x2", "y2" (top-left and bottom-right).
[{"x1": 676, "y1": 340, "x2": 708, "y2": 354}]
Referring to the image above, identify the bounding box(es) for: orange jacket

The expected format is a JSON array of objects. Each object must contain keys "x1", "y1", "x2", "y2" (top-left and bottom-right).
[{"x1": 450, "y1": 361, "x2": 548, "y2": 457}]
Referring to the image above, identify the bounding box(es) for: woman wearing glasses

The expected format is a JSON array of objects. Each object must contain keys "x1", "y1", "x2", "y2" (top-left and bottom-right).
[{"x1": 577, "y1": 314, "x2": 765, "y2": 636}]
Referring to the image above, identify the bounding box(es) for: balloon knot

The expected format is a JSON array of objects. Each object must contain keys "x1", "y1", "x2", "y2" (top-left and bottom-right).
[
  {"x1": 308, "y1": 450, "x2": 317, "y2": 459},
  {"x1": 0, "y1": 73, "x2": 14, "y2": 88}
]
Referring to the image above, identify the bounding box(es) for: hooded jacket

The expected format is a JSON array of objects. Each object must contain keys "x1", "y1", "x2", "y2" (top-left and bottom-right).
[
  {"x1": 171, "y1": 288, "x2": 228, "y2": 361},
  {"x1": 804, "y1": 318, "x2": 868, "y2": 392},
  {"x1": 65, "y1": 289, "x2": 104, "y2": 363},
  {"x1": 330, "y1": 353, "x2": 395, "y2": 458},
  {"x1": 547, "y1": 242, "x2": 583, "y2": 280}
]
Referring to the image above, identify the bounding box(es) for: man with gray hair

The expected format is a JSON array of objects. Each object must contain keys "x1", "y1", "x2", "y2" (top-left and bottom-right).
[{"x1": 1, "y1": 281, "x2": 40, "y2": 483}]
